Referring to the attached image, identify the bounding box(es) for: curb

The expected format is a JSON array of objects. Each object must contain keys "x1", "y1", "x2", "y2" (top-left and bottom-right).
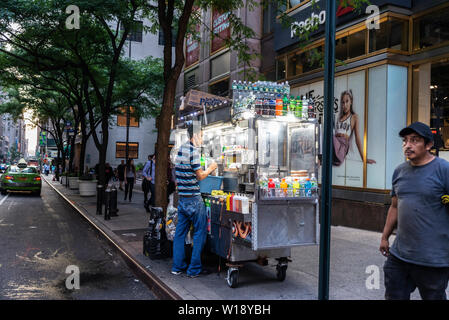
[{"x1": 43, "y1": 175, "x2": 182, "y2": 300}]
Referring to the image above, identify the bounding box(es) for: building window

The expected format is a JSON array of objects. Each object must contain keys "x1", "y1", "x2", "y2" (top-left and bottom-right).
[
  {"x1": 158, "y1": 28, "x2": 176, "y2": 46},
  {"x1": 210, "y1": 51, "x2": 230, "y2": 80},
  {"x1": 369, "y1": 17, "x2": 408, "y2": 53},
  {"x1": 413, "y1": 5, "x2": 449, "y2": 51},
  {"x1": 117, "y1": 107, "x2": 139, "y2": 127},
  {"x1": 276, "y1": 58, "x2": 286, "y2": 80},
  {"x1": 116, "y1": 142, "x2": 139, "y2": 159},
  {"x1": 348, "y1": 29, "x2": 366, "y2": 59},
  {"x1": 184, "y1": 67, "x2": 200, "y2": 94},
  {"x1": 286, "y1": 45, "x2": 323, "y2": 78},
  {"x1": 263, "y1": 1, "x2": 275, "y2": 35},
  {"x1": 209, "y1": 78, "x2": 229, "y2": 97},
  {"x1": 120, "y1": 20, "x2": 143, "y2": 42},
  {"x1": 286, "y1": 0, "x2": 309, "y2": 11}
]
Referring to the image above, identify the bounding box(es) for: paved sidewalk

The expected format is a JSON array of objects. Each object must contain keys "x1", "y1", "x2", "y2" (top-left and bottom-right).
[{"x1": 42, "y1": 174, "x2": 423, "y2": 300}]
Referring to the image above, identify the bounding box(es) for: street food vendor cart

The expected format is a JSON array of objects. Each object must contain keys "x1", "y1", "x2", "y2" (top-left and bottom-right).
[{"x1": 172, "y1": 84, "x2": 319, "y2": 288}]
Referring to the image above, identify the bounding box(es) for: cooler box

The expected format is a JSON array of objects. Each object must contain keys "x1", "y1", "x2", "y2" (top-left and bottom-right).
[{"x1": 199, "y1": 176, "x2": 223, "y2": 194}]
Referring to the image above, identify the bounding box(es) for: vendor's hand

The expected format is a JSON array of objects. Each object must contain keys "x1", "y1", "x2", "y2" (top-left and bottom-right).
[
  {"x1": 209, "y1": 162, "x2": 218, "y2": 172},
  {"x1": 441, "y1": 194, "x2": 449, "y2": 206},
  {"x1": 379, "y1": 239, "x2": 390, "y2": 257}
]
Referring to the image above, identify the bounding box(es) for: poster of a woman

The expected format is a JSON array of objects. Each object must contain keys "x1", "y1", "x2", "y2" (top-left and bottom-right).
[{"x1": 333, "y1": 89, "x2": 376, "y2": 166}]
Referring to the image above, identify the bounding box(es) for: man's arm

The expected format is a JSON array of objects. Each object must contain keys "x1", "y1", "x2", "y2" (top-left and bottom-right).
[
  {"x1": 195, "y1": 163, "x2": 218, "y2": 181},
  {"x1": 142, "y1": 161, "x2": 151, "y2": 180},
  {"x1": 380, "y1": 196, "x2": 398, "y2": 256}
]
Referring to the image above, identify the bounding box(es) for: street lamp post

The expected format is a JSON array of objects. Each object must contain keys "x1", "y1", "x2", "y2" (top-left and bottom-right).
[
  {"x1": 125, "y1": 106, "x2": 130, "y2": 162},
  {"x1": 318, "y1": 0, "x2": 337, "y2": 301}
]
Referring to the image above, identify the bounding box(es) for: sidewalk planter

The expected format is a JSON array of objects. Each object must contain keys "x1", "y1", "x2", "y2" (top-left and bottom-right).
[
  {"x1": 68, "y1": 177, "x2": 79, "y2": 190},
  {"x1": 78, "y1": 179, "x2": 98, "y2": 196}
]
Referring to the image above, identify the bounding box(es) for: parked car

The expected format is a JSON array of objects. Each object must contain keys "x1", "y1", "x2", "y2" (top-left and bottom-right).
[{"x1": 0, "y1": 159, "x2": 41, "y2": 196}]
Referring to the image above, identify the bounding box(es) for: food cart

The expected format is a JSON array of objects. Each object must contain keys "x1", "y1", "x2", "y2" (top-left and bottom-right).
[{"x1": 172, "y1": 85, "x2": 320, "y2": 288}]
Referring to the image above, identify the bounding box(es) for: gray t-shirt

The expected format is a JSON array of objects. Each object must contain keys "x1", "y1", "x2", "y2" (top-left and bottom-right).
[{"x1": 390, "y1": 157, "x2": 449, "y2": 267}]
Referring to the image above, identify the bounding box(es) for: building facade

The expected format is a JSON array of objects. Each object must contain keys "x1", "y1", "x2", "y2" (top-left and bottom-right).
[
  {"x1": 82, "y1": 19, "x2": 165, "y2": 171},
  {"x1": 264, "y1": 0, "x2": 449, "y2": 231},
  {"x1": 174, "y1": 0, "x2": 449, "y2": 232}
]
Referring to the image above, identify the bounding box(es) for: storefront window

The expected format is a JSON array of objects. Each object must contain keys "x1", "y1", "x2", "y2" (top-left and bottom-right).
[
  {"x1": 287, "y1": 46, "x2": 323, "y2": 78},
  {"x1": 276, "y1": 58, "x2": 286, "y2": 80},
  {"x1": 348, "y1": 29, "x2": 366, "y2": 59},
  {"x1": 430, "y1": 61, "x2": 449, "y2": 152},
  {"x1": 335, "y1": 36, "x2": 348, "y2": 61},
  {"x1": 413, "y1": 5, "x2": 449, "y2": 51},
  {"x1": 369, "y1": 18, "x2": 408, "y2": 52},
  {"x1": 287, "y1": 0, "x2": 308, "y2": 11},
  {"x1": 210, "y1": 51, "x2": 230, "y2": 79}
]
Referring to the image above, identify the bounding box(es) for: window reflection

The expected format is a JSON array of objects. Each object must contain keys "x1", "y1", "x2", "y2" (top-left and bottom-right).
[{"x1": 413, "y1": 5, "x2": 449, "y2": 50}]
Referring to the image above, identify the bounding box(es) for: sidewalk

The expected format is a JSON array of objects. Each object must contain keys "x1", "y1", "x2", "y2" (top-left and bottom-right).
[{"x1": 42, "y1": 174, "x2": 420, "y2": 300}]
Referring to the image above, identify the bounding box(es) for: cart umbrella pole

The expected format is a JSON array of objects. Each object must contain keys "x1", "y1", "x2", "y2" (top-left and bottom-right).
[{"x1": 318, "y1": 0, "x2": 336, "y2": 301}]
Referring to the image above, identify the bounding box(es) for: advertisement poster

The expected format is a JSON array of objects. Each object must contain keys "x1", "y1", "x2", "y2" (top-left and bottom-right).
[
  {"x1": 291, "y1": 70, "x2": 375, "y2": 188},
  {"x1": 211, "y1": 9, "x2": 230, "y2": 54}
]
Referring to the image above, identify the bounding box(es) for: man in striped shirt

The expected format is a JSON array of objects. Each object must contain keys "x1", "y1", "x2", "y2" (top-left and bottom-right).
[{"x1": 171, "y1": 122, "x2": 217, "y2": 278}]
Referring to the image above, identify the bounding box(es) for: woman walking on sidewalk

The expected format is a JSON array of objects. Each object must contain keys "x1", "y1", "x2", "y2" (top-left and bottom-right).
[{"x1": 124, "y1": 158, "x2": 136, "y2": 202}]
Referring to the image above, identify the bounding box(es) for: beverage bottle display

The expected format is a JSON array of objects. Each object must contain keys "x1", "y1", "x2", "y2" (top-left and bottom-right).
[
  {"x1": 283, "y1": 95, "x2": 289, "y2": 116},
  {"x1": 242, "y1": 196, "x2": 249, "y2": 214},
  {"x1": 287, "y1": 178, "x2": 294, "y2": 197},
  {"x1": 230, "y1": 193, "x2": 235, "y2": 211},
  {"x1": 268, "y1": 178, "x2": 275, "y2": 197},
  {"x1": 232, "y1": 80, "x2": 238, "y2": 103},
  {"x1": 302, "y1": 96, "x2": 309, "y2": 119},
  {"x1": 308, "y1": 98, "x2": 315, "y2": 118},
  {"x1": 280, "y1": 178, "x2": 288, "y2": 197},
  {"x1": 289, "y1": 96, "x2": 296, "y2": 117},
  {"x1": 275, "y1": 94, "x2": 283, "y2": 116},
  {"x1": 275, "y1": 178, "x2": 281, "y2": 197},
  {"x1": 296, "y1": 96, "x2": 302, "y2": 118}
]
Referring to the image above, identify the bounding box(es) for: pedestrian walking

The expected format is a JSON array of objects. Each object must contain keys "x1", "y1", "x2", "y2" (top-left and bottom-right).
[
  {"x1": 380, "y1": 122, "x2": 449, "y2": 300},
  {"x1": 142, "y1": 154, "x2": 154, "y2": 211},
  {"x1": 124, "y1": 158, "x2": 136, "y2": 202},
  {"x1": 105, "y1": 163, "x2": 114, "y2": 185},
  {"x1": 171, "y1": 122, "x2": 217, "y2": 278},
  {"x1": 117, "y1": 160, "x2": 125, "y2": 190}
]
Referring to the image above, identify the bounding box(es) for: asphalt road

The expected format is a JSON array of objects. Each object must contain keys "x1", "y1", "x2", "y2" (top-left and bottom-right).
[{"x1": 0, "y1": 181, "x2": 157, "y2": 300}]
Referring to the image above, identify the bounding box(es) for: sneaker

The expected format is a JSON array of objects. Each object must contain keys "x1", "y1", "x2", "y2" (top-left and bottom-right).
[
  {"x1": 187, "y1": 269, "x2": 211, "y2": 278},
  {"x1": 171, "y1": 270, "x2": 182, "y2": 275}
]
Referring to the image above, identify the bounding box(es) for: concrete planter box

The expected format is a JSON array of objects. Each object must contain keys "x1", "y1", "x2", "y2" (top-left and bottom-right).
[
  {"x1": 68, "y1": 177, "x2": 79, "y2": 190},
  {"x1": 78, "y1": 180, "x2": 97, "y2": 196}
]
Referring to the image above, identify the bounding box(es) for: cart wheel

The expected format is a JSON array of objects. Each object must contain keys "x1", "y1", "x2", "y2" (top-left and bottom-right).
[
  {"x1": 276, "y1": 264, "x2": 288, "y2": 282},
  {"x1": 226, "y1": 268, "x2": 239, "y2": 288}
]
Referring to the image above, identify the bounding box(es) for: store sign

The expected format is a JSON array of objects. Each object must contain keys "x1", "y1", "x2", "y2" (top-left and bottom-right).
[
  {"x1": 184, "y1": 89, "x2": 231, "y2": 109},
  {"x1": 211, "y1": 9, "x2": 230, "y2": 53},
  {"x1": 186, "y1": 9, "x2": 200, "y2": 68},
  {"x1": 275, "y1": 0, "x2": 412, "y2": 51}
]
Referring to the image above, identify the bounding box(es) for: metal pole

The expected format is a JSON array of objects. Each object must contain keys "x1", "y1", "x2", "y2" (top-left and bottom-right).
[{"x1": 318, "y1": 0, "x2": 336, "y2": 301}]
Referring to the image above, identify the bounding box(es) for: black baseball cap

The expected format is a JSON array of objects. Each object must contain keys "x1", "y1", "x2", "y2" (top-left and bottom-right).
[{"x1": 399, "y1": 122, "x2": 434, "y2": 142}]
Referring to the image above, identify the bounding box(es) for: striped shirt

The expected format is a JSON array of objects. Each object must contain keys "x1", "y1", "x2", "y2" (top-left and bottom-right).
[{"x1": 175, "y1": 142, "x2": 201, "y2": 196}]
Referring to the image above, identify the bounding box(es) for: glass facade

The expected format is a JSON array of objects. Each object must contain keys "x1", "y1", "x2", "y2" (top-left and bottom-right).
[
  {"x1": 369, "y1": 17, "x2": 409, "y2": 52},
  {"x1": 413, "y1": 5, "x2": 449, "y2": 51}
]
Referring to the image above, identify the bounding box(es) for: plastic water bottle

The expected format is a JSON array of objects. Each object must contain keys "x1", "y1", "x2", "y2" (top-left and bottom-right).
[
  {"x1": 310, "y1": 173, "x2": 318, "y2": 196},
  {"x1": 304, "y1": 178, "x2": 312, "y2": 197},
  {"x1": 284, "y1": 80, "x2": 290, "y2": 96},
  {"x1": 302, "y1": 95, "x2": 308, "y2": 119}
]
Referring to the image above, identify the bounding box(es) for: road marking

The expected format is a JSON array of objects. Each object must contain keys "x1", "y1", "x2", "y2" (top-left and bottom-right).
[{"x1": 0, "y1": 194, "x2": 9, "y2": 206}]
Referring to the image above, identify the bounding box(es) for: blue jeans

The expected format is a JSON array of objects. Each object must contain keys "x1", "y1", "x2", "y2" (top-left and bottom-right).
[
  {"x1": 172, "y1": 195, "x2": 207, "y2": 276},
  {"x1": 384, "y1": 254, "x2": 449, "y2": 300}
]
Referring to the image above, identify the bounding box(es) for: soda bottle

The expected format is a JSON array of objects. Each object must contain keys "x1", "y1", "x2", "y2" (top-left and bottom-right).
[
  {"x1": 296, "y1": 96, "x2": 303, "y2": 118},
  {"x1": 283, "y1": 95, "x2": 289, "y2": 116},
  {"x1": 289, "y1": 96, "x2": 296, "y2": 117},
  {"x1": 268, "y1": 178, "x2": 275, "y2": 197},
  {"x1": 293, "y1": 179, "x2": 300, "y2": 197},
  {"x1": 284, "y1": 80, "x2": 290, "y2": 96},
  {"x1": 280, "y1": 178, "x2": 288, "y2": 197},
  {"x1": 308, "y1": 98, "x2": 315, "y2": 118},
  {"x1": 269, "y1": 93, "x2": 276, "y2": 116},
  {"x1": 304, "y1": 178, "x2": 312, "y2": 197},
  {"x1": 275, "y1": 94, "x2": 283, "y2": 116}
]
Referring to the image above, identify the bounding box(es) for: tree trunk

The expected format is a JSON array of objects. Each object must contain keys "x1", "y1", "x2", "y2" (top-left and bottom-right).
[{"x1": 154, "y1": 79, "x2": 177, "y2": 209}]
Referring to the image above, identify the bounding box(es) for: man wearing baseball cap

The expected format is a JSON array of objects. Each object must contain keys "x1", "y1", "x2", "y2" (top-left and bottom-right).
[{"x1": 379, "y1": 121, "x2": 449, "y2": 300}]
